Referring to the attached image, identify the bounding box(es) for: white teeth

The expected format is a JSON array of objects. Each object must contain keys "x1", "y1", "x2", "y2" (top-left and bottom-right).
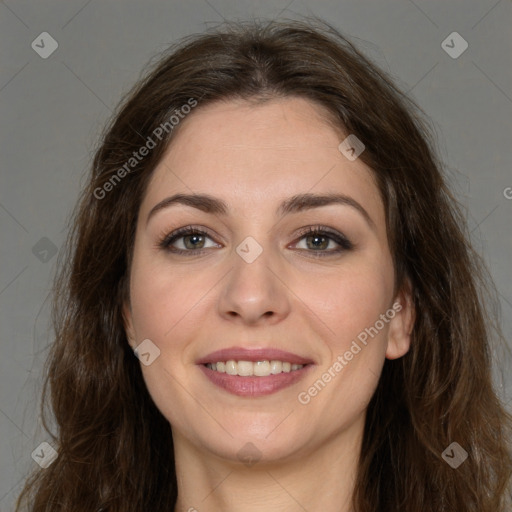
[
  {"x1": 270, "y1": 360, "x2": 282, "y2": 374},
  {"x1": 225, "y1": 360, "x2": 237, "y2": 375},
  {"x1": 205, "y1": 360, "x2": 305, "y2": 377},
  {"x1": 254, "y1": 360, "x2": 270, "y2": 376},
  {"x1": 237, "y1": 360, "x2": 253, "y2": 377}
]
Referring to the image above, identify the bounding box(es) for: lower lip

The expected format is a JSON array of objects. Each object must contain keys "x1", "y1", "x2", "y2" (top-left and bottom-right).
[{"x1": 199, "y1": 364, "x2": 314, "y2": 397}]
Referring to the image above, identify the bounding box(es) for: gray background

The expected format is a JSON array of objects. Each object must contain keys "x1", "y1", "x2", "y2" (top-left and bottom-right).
[{"x1": 1, "y1": 0, "x2": 511, "y2": 509}]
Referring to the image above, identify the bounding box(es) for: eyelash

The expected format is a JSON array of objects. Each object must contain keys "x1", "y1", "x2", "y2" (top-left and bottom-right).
[{"x1": 157, "y1": 224, "x2": 353, "y2": 257}]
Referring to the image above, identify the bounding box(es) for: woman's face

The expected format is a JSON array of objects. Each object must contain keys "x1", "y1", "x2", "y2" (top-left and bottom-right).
[{"x1": 124, "y1": 97, "x2": 413, "y2": 464}]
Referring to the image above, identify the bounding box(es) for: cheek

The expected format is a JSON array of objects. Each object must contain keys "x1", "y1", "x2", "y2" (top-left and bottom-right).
[
  {"x1": 128, "y1": 252, "x2": 214, "y2": 342},
  {"x1": 295, "y1": 256, "x2": 394, "y2": 415},
  {"x1": 299, "y1": 258, "x2": 394, "y2": 350},
  {"x1": 127, "y1": 255, "x2": 211, "y2": 428}
]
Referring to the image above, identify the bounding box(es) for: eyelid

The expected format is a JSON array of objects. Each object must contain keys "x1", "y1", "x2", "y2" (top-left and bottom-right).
[
  {"x1": 157, "y1": 224, "x2": 219, "y2": 251},
  {"x1": 290, "y1": 225, "x2": 353, "y2": 253},
  {"x1": 158, "y1": 224, "x2": 353, "y2": 256}
]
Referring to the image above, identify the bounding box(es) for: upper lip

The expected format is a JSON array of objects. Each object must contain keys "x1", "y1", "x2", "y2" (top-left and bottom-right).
[{"x1": 196, "y1": 346, "x2": 314, "y2": 365}]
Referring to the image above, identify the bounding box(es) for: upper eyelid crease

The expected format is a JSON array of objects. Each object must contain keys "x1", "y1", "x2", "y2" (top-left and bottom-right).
[{"x1": 146, "y1": 192, "x2": 376, "y2": 231}]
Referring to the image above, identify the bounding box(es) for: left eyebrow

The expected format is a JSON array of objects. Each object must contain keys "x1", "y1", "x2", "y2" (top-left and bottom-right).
[
  {"x1": 146, "y1": 192, "x2": 376, "y2": 231},
  {"x1": 277, "y1": 193, "x2": 376, "y2": 231}
]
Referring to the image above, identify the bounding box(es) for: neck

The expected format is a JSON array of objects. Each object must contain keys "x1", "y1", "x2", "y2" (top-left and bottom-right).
[{"x1": 172, "y1": 416, "x2": 363, "y2": 512}]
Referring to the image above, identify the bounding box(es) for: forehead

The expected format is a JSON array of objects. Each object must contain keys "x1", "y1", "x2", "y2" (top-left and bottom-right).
[{"x1": 142, "y1": 97, "x2": 383, "y2": 225}]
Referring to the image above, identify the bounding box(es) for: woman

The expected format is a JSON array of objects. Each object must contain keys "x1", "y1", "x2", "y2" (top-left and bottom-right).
[{"x1": 17, "y1": 18, "x2": 512, "y2": 512}]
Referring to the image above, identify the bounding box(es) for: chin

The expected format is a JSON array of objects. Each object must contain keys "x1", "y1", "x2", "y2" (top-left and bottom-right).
[{"x1": 194, "y1": 422, "x2": 312, "y2": 466}]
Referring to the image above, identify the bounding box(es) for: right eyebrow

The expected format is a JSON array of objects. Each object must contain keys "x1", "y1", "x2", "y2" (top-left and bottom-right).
[{"x1": 146, "y1": 193, "x2": 228, "y2": 226}]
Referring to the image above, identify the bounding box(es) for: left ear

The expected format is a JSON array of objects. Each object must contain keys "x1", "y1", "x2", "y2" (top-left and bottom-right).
[{"x1": 385, "y1": 278, "x2": 415, "y2": 360}]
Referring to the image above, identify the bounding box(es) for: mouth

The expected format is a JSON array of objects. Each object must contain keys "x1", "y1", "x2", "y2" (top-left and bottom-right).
[
  {"x1": 197, "y1": 347, "x2": 315, "y2": 397},
  {"x1": 204, "y1": 360, "x2": 306, "y2": 376}
]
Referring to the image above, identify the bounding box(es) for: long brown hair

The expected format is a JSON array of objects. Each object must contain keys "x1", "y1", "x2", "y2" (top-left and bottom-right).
[{"x1": 16, "y1": 18, "x2": 512, "y2": 511}]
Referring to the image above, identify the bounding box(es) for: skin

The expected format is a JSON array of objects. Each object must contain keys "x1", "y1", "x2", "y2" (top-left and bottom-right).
[{"x1": 123, "y1": 97, "x2": 415, "y2": 512}]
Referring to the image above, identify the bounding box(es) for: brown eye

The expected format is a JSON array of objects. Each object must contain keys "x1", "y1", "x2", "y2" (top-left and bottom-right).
[
  {"x1": 304, "y1": 233, "x2": 330, "y2": 250},
  {"x1": 293, "y1": 226, "x2": 353, "y2": 257},
  {"x1": 182, "y1": 233, "x2": 206, "y2": 250},
  {"x1": 159, "y1": 227, "x2": 220, "y2": 254}
]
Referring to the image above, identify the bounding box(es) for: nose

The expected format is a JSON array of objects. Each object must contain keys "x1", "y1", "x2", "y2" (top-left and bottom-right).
[{"x1": 217, "y1": 244, "x2": 291, "y2": 326}]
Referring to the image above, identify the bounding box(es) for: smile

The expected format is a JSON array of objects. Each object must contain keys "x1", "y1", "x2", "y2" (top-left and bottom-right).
[
  {"x1": 205, "y1": 360, "x2": 304, "y2": 376},
  {"x1": 197, "y1": 346, "x2": 315, "y2": 397}
]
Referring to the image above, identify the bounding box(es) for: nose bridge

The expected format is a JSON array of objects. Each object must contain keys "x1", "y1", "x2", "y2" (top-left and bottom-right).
[{"x1": 216, "y1": 233, "x2": 290, "y2": 324}]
